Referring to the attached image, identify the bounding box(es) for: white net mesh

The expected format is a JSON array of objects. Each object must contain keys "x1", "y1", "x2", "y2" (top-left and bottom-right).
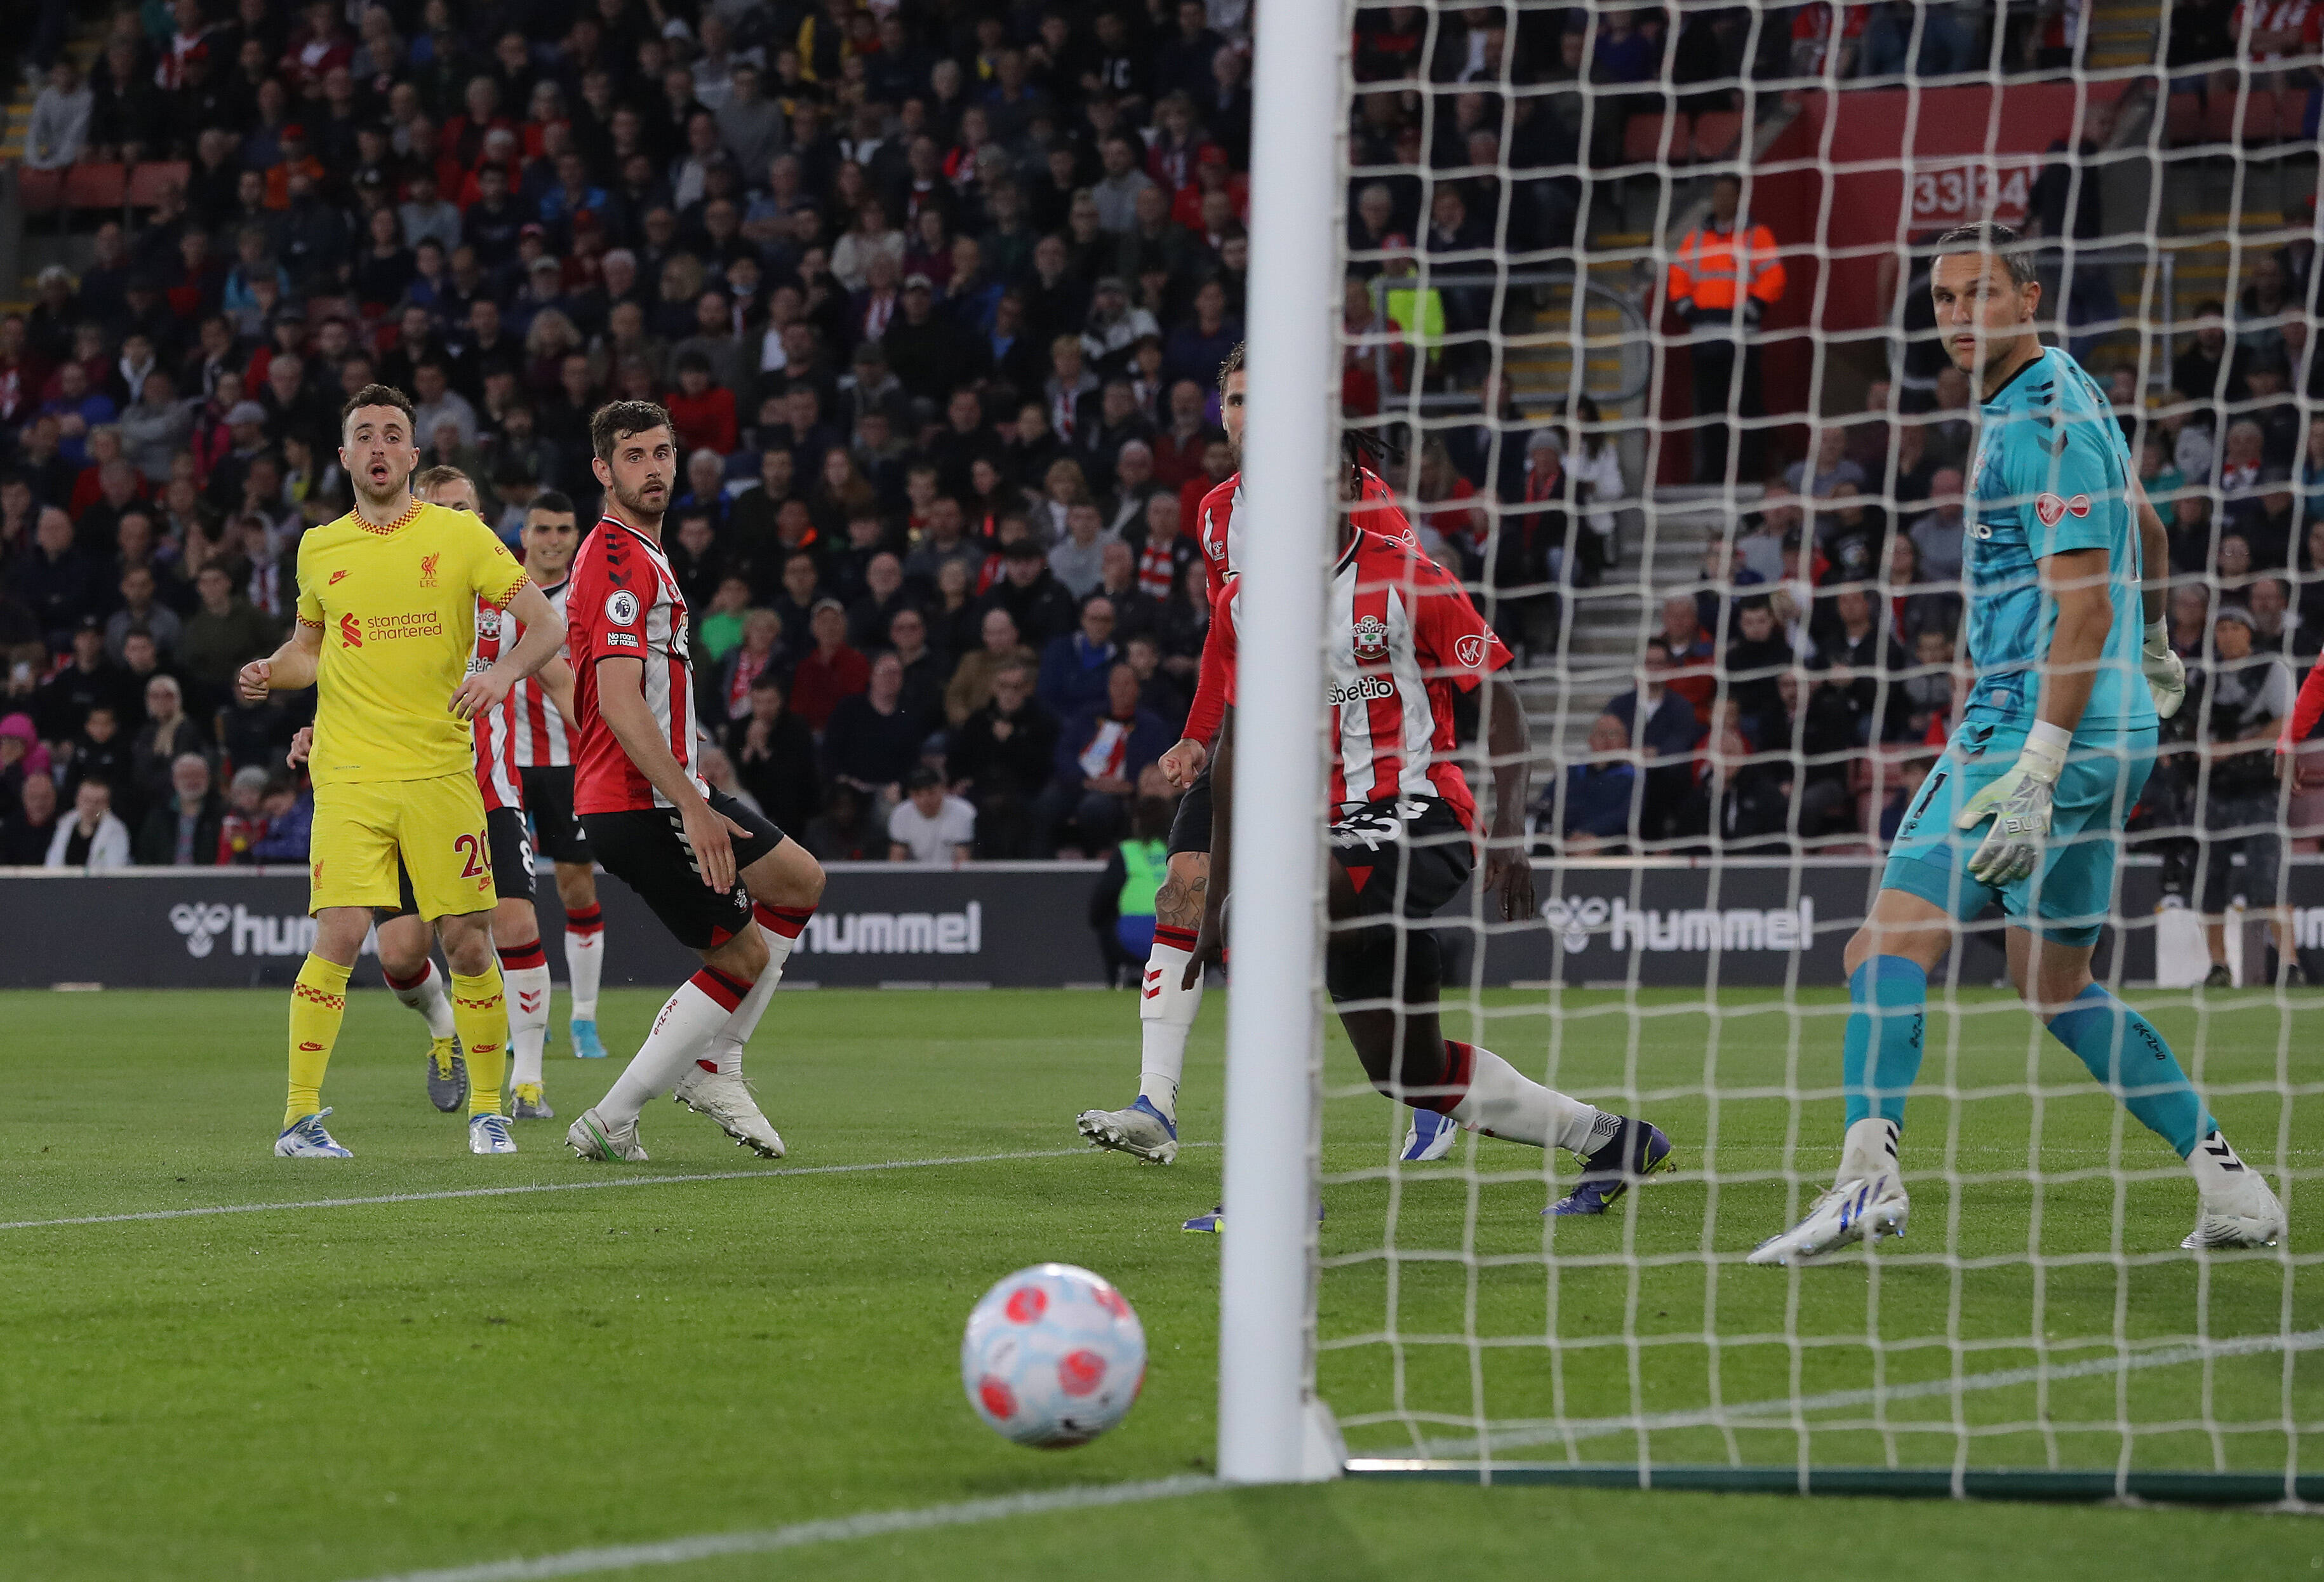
[{"x1": 1309, "y1": 0, "x2": 2321, "y2": 1490}]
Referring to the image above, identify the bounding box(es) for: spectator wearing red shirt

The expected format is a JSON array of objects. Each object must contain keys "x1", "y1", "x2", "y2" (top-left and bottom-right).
[
  {"x1": 664, "y1": 351, "x2": 738, "y2": 457},
  {"x1": 788, "y1": 599, "x2": 872, "y2": 732}
]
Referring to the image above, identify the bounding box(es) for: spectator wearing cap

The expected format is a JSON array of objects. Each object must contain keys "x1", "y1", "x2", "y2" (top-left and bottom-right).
[
  {"x1": 787, "y1": 597, "x2": 872, "y2": 732},
  {"x1": 980, "y1": 537, "x2": 1081, "y2": 650},
  {"x1": 882, "y1": 273, "x2": 982, "y2": 405},
  {"x1": 1080, "y1": 277, "x2": 1161, "y2": 378}
]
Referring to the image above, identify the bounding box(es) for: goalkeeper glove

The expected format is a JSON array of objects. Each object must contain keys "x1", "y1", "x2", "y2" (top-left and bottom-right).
[
  {"x1": 1956, "y1": 721, "x2": 2071, "y2": 885},
  {"x1": 2142, "y1": 619, "x2": 2186, "y2": 720}
]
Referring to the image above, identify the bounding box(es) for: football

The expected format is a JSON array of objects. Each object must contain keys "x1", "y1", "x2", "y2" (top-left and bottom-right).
[{"x1": 960, "y1": 1263, "x2": 1147, "y2": 1448}]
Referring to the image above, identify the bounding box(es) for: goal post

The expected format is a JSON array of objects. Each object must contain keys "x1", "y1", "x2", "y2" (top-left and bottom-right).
[
  {"x1": 1218, "y1": 0, "x2": 2320, "y2": 1502},
  {"x1": 1212, "y1": 0, "x2": 1349, "y2": 1486}
]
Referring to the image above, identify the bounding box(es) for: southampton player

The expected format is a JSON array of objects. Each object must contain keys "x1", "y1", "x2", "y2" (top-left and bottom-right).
[
  {"x1": 241, "y1": 386, "x2": 566, "y2": 1158},
  {"x1": 1180, "y1": 505, "x2": 1676, "y2": 1224},
  {"x1": 503, "y1": 491, "x2": 612, "y2": 1062},
  {"x1": 1751, "y1": 223, "x2": 2284, "y2": 1264},
  {"x1": 1077, "y1": 345, "x2": 1413, "y2": 1166},
  {"x1": 563, "y1": 401, "x2": 825, "y2": 1163}
]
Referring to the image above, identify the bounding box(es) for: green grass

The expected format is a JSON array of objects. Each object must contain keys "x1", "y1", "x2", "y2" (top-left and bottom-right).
[{"x1": 0, "y1": 985, "x2": 2315, "y2": 1580}]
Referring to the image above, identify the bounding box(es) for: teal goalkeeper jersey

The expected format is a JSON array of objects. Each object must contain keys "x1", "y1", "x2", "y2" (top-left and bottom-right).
[{"x1": 1963, "y1": 344, "x2": 2154, "y2": 733}]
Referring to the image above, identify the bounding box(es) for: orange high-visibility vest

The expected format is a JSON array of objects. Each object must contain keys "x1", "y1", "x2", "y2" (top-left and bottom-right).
[{"x1": 1669, "y1": 222, "x2": 1787, "y2": 312}]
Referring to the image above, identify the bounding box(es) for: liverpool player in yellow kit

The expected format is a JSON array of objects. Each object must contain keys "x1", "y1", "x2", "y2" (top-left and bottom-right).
[{"x1": 239, "y1": 385, "x2": 566, "y2": 1157}]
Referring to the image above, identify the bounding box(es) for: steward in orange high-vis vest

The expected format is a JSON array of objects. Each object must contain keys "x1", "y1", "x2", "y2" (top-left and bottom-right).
[{"x1": 1668, "y1": 174, "x2": 1787, "y2": 486}]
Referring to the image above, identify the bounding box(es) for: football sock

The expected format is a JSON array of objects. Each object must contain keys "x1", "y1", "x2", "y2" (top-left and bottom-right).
[
  {"x1": 601, "y1": 967, "x2": 755, "y2": 1125},
  {"x1": 1439, "y1": 1041, "x2": 1604, "y2": 1156},
  {"x1": 705, "y1": 903, "x2": 814, "y2": 1077},
  {"x1": 500, "y1": 939, "x2": 552, "y2": 1090},
  {"x1": 1842, "y1": 956, "x2": 1927, "y2": 1129},
  {"x1": 2189, "y1": 1129, "x2": 2257, "y2": 1195},
  {"x1": 1837, "y1": 1116, "x2": 1902, "y2": 1185},
  {"x1": 1137, "y1": 923, "x2": 1202, "y2": 1122},
  {"x1": 2045, "y1": 983, "x2": 2212, "y2": 1159},
  {"x1": 284, "y1": 954, "x2": 353, "y2": 1128},
  {"x1": 384, "y1": 958, "x2": 457, "y2": 1041},
  {"x1": 564, "y1": 904, "x2": 604, "y2": 1021},
  {"x1": 448, "y1": 966, "x2": 509, "y2": 1118}
]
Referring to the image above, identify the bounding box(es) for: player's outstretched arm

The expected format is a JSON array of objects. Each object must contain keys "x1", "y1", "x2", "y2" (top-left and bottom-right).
[
  {"x1": 1481, "y1": 679, "x2": 1535, "y2": 922},
  {"x1": 450, "y1": 580, "x2": 566, "y2": 721},
  {"x1": 1183, "y1": 703, "x2": 1234, "y2": 989},
  {"x1": 239, "y1": 620, "x2": 324, "y2": 701},
  {"x1": 594, "y1": 654, "x2": 750, "y2": 892}
]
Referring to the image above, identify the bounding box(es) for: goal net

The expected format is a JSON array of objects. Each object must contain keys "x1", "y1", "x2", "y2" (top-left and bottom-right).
[{"x1": 1227, "y1": 0, "x2": 2322, "y2": 1498}]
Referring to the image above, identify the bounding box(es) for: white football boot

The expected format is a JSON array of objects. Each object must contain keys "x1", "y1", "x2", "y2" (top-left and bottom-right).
[
  {"x1": 1076, "y1": 1096, "x2": 1178, "y2": 1163},
  {"x1": 671, "y1": 1066, "x2": 785, "y2": 1158},
  {"x1": 566, "y1": 1106, "x2": 649, "y2": 1162},
  {"x1": 1748, "y1": 1173, "x2": 1911, "y2": 1266},
  {"x1": 467, "y1": 1113, "x2": 518, "y2": 1155},
  {"x1": 274, "y1": 1108, "x2": 353, "y2": 1158},
  {"x1": 2183, "y1": 1171, "x2": 2287, "y2": 1249},
  {"x1": 1399, "y1": 1108, "x2": 1460, "y2": 1163}
]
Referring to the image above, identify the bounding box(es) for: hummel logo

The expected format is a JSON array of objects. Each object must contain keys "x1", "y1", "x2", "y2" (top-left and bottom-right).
[
  {"x1": 518, "y1": 991, "x2": 543, "y2": 1012},
  {"x1": 2203, "y1": 1135, "x2": 2244, "y2": 1172},
  {"x1": 1142, "y1": 969, "x2": 1163, "y2": 1001}
]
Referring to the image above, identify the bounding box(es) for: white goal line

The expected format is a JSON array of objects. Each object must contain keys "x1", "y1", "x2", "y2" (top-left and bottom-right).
[
  {"x1": 0, "y1": 1144, "x2": 1215, "y2": 1233},
  {"x1": 1402, "y1": 1328, "x2": 2324, "y2": 1460},
  {"x1": 341, "y1": 1474, "x2": 1220, "y2": 1582}
]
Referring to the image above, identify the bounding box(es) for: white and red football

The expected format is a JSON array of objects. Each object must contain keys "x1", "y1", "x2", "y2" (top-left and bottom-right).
[{"x1": 961, "y1": 1263, "x2": 1146, "y2": 1448}]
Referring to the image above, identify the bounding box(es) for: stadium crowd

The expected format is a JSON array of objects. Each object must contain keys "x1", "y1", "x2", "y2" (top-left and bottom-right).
[{"x1": 0, "y1": 0, "x2": 2318, "y2": 894}]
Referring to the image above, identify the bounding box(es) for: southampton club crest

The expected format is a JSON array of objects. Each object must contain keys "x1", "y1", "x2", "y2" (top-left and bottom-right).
[{"x1": 1351, "y1": 613, "x2": 1391, "y2": 661}]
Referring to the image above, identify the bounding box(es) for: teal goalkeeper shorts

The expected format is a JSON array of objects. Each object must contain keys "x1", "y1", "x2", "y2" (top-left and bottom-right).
[{"x1": 1882, "y1": 703, "x2": 2156, "y2": 948}]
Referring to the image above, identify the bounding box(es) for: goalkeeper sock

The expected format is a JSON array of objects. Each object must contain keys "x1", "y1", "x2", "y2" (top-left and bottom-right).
[
  {"x1": 563, "y1": 904, "x2": 604, "y2": 1021},
  {"x1": 285, "y1": 954, "x2": 353, "y2": 1127},
  {"x1": 448, "y1": 967, "x2": 509, "y2": 1118},
  {"x1": 1441, "y1": 1042, "x2": 1603, "y2": 1155},
  {"x1": 1843, "y1": 956, "x2": 1928, "y2": 1129},
  {"x1": 1137, "y1": 924, "x2": 1202, "y2": 1122},
  {"x1": 705, "y1": 903, "x2": 813, "y2": 1077},
  {"x1": 603, "y1": 967, "x2": 754, "y2": 1125},
  {"x1": 500, "y1": 940, "x2": 551, "y2": 1090},
  {"x1": 2045, "y1": 984, "x2": 2212, "y2": 1159},
  {"x1": 384, "y1": 959, "x2": 457, "y2": 1041}
]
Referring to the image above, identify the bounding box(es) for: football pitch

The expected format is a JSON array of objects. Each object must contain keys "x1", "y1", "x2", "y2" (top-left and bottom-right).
[{"x1": 2, "y1": 984, "x2": 2318, "y2": 1580}]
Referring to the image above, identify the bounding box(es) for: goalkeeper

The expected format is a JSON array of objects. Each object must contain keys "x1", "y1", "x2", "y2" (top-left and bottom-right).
[{"x1": 1751, "y1": 222, "x2": 2284, "y2": 1265}]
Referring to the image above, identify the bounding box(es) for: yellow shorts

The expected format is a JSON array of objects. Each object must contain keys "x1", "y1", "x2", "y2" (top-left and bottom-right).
[{"x1": 309, "y1": 774, "x2": 495, "y2": 919}]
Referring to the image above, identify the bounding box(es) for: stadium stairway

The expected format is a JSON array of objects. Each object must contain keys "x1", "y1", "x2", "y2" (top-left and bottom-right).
[{"x1": 1518, "y1": 484, "x2": 1753, "y2": 763}]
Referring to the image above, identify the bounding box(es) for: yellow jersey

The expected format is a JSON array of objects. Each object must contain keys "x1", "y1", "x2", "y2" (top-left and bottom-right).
[{"x1": 295, "y1": 499, "x2": 530, "y2": 786}]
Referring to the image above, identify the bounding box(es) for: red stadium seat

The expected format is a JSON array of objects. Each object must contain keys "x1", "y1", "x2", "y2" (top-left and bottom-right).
[
  {"x1": 62, "y1": 162, "x2": 128, "y2": 210},
  {"x1": 15, "y1": 166, "x2": 64, "y2": 213},
  {"x1": 126, "y1": 161, "x2": 190, "y2": 208},
  {"x1": 1622, "y1": 112, "x2": 1675, "y2": 166},
  {"x1": 1692, "y1": 111, "x2": 1743, "y2": 162},
  {"x1": 2203, "y1": 89, "x2": 2285, "y2": 145}
]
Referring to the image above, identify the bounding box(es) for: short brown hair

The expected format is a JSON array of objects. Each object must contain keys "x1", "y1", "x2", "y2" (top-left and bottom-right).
[
  {"x1": 591, "y1": 398, "x2": 674, "y2": 462},
  {"x1": 414, "y1": 464, "x2": 475, "y2": 501},
  {"x1": 339, "y1": 382, "x2": 417, "y2": 438},
  {"x1": 1218, "y1": 340, "x2": 1245, "y2": 396}
]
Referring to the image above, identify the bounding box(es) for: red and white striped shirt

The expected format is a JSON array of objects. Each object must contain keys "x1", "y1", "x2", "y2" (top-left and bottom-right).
[
  {"x1": 568, "y1": 515, "x2": 707, "y2": 815},
  {"x1": 508, "y1": 578, "x2": 574, "y2": 767},
  {"x1": 1215, "y1": 528, "x2": 1511, "y2": 829},
  {"x1": 467, "y1": 597, "x2": 525, "y2": 812},
  {"x1": 1185, "y1": 465, "x2": 1419, "y2": 744}
]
